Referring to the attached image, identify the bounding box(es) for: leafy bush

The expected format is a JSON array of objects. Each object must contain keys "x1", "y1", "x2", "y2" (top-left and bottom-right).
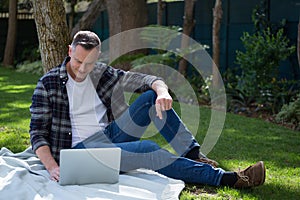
[
  {"x1": 226, "y1": 3, "x2": 296, "y2": 115},
  {"x1": 236, "y1": 28, "x2": 295, "y2": 87},
  {"x1": 16, "y1": 60, "x2": 44, "y2": 76},
  {"x1": 20, "y1": 46, "x2": 41, "y2": 63},
  {"x1": 276, "y1": 94, "x2": 300, "y2": 130}
]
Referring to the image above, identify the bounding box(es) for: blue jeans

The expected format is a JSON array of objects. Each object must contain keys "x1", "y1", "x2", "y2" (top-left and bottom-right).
[{"x1": 73, "y1": 90, "x2": 224, "y2": 186}]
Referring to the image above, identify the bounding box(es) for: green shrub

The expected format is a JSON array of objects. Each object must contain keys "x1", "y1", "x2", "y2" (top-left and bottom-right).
[
  {"x1": 226, "y1": 0, "x2": 297, "y2": 115},
  {"x1": 227, "y1": 11, "x2": 296, "y2": 114},
  {"x1": 20, "y1": 46, "x2": 41, "y2": 63},
  {"x1": 276, "y1": 94, "x2": 300, "y2": 130},
  {"x1": 16, "y1": 60, "x2": 44, "y2": 76},
  {"x1": 233, "y1": 28, "x2": 296, "y2": 114},
  {"x1": 236, "y1": 28, "x2": 295, "y2": 87}
]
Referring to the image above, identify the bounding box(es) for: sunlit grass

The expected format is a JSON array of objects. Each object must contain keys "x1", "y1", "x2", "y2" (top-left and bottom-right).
[{"x1": 0, "y1": 67, "x2": 39, "y2": 151}]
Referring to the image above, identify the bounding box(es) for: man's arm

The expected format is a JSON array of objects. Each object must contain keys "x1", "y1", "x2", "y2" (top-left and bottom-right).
[
  {"x1": 151, "y1": 80, "x2": 173, "y2": 119},
  {"x1": 116, "y1": 68, "x2": 173, "y2": 119},
  {"x1": 36, "y1": 145, "x2": 60, "y2": 182},
  {"x1": 30, "y1": 79, "x2": 60, "y2": 181}
]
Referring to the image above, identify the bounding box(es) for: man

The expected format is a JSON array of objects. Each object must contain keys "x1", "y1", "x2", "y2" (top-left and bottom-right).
[{"x1": 30, "y1": 31, "x2": 265, "y2": 188}]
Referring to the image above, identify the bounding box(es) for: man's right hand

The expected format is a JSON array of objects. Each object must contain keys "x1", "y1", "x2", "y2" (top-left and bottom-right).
[
  {"x1": 48, "y1": 165, "x2": 60, "y2": 182},
  {"x1": 35, "y1": 145, "x2": 60, "y2": 181}
]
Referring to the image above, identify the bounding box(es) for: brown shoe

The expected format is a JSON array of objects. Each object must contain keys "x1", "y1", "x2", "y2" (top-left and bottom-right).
[
  {"x1": 195, "y1": 157, "x2": 219, "y2": 168},
  {"x1": 234, "y1": 161, "x2": 266, "y2": 189}
]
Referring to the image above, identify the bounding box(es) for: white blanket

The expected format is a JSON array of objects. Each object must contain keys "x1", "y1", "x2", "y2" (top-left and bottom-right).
[{"x1": 0, "y1": 147, "x2": 185, "y2": 200}]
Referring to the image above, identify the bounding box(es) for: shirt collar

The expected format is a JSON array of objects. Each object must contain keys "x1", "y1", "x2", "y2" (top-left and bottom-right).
[{"x1": 60, "y1": 56, "x2": 70, "y2": 85}]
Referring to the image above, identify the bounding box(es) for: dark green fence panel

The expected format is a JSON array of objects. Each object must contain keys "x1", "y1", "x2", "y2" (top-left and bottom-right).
[
  {"x1": 147, "y1": 0, "x2": 300, "y2": 80},
  {"x1": 92, "y1": 10, "x2": 109, "y2": 42}
]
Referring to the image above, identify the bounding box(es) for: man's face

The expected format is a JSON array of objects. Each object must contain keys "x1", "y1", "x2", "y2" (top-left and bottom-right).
[{"x1": 67, "y1": 45, "x2": 100, "y2": 82}]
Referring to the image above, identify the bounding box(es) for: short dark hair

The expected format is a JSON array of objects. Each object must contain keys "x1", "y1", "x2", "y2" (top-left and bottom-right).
[{"x1": 71, "y1": 31, "x2": 101, "y2": 51}]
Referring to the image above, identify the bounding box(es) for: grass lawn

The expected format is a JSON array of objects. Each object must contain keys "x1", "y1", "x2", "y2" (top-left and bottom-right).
[{"x1": 0, "y1": 67, "x2": 299, "y2": 199}]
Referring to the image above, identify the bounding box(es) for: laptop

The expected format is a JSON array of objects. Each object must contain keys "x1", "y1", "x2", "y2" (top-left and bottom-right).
[{"x1": 59, "y1": 148, "x2": 121, "y2": 185}]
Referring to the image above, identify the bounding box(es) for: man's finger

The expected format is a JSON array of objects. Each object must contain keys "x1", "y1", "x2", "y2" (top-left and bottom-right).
[
  {"x1": 155, "y1": 103, "x2": 163, "y2": 119},
  {"x1": 165, "y1": 99, "x2": 172, "y2": 110}
]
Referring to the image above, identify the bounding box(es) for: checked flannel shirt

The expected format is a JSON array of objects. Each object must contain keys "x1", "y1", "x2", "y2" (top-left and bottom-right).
[{"x1": 29, "y1": 56, "x2": 161, "y2": 162}]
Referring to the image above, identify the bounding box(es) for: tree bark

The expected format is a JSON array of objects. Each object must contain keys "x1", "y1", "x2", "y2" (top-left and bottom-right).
[
  {"x1": 157, "y1": 0, "x2": 164, "y2": 25},
  {"x1": 3, "y1": 0, "x2": 17, "y2": 67},
  {"x1": 297, "y1": 20, "x2": 300, "y2": 67},
  {"x1": 105, "y1": 0, "x2": 148, "y2": 69},
  {"x1": 212, "y1": 0, "x2": 222, "y2": 87},
  {"x1": 32, "y1": 0, "x2": 70, "y2": 73},
  {"x1": 68, "y1": 0, "x2": 77, "y2": 33},
  {"x1": 178, "y1": 0, "x2": 196, "y2": 76},
  {"x1": 71, "y1": 0, "x2": 106, "y2": 37}
]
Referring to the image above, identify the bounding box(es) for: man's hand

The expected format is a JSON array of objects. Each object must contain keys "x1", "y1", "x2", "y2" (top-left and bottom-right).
[
  {"x1": 48, "y1": 165, "x2": 60, "y2": 182},
  {"x1": 152, "y1": 80, "x2": 173, "y2": 119},
  {"x1": 35, "y1": 145, "x2": 60, "y2": 182}
]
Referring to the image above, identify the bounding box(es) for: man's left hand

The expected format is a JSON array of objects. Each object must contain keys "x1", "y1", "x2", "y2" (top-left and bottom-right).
[
  {"x1": 155, "y1": 92, "x2": 173, "y2": 119},
  {"x1": 152, "y1": 80, "x2": 173, "y2": 119}
]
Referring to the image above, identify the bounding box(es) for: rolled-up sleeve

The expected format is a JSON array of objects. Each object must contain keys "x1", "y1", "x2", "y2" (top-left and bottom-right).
[{"x1": 29, "y1": 80, "x2": 52, "y2": 152}]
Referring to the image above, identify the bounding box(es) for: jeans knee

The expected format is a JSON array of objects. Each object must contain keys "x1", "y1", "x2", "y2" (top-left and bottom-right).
[
  {"x1": 140, "y1": 140, "x2": 161, "y2": 152},
  {"x1": 141, "y1": 90, "x2": 157, "y2": 105}
]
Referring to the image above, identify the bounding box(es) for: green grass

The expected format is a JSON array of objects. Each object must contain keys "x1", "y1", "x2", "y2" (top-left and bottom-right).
[
  {"x1": 0, "y1": 67, "x2": 40, "y2": 151},
  {"x1": 0, "y1": 67, "x2": 299, "y2": 199}
]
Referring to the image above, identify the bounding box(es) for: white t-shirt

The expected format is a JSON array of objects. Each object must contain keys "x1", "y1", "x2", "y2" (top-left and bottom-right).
[{"x1": 66, "y1": 74, "x2": 108, "y2": 147}]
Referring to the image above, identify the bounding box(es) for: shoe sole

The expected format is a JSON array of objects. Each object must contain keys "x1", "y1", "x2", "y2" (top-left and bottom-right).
[{"x1": 258, "y1": 161, "x2": 266, "y2": 186}]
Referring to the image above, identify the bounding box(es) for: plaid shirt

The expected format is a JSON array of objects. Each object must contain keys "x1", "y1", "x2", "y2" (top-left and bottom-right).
[{"x1": 29, "y1": 57, "x2": 161, "y2": 162}]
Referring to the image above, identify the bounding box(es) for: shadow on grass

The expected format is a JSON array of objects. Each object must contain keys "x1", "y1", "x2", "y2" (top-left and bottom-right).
[{"x1": 0, "y1": 68, "x2": 39, "y2": 129}]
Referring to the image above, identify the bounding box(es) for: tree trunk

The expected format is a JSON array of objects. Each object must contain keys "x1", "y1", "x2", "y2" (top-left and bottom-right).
[
  {"x1": 212, "y1": 0, "x2": 222, "y2": 87},
  {"x1": 32, "y1": 0, "x2": 70, "y2": 73},
  {"x1": 3, "y1": 0, "x2": 17, "y2": 67},
  {"x1": 297, "y1": 18, "x2": 300, "y2": 81},
  {"x1": 105, "y1": 0, "x2": 148, "y2": 69},
  {"x1": 178, "y1": 0, "x2": 196, "y2": 76},
  {"x1": 71, "y1": 0, "x2": 106, "y2": 37},
  {"x1": 157, "y1": 0, "x2": 164, "y2": 25},
  {"x1": 68, "y1": 0, "x2": 77, "y2": 33}
]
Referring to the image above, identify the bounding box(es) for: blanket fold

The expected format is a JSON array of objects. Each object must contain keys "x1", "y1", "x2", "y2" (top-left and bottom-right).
[{"x1": 0, "y1": 147, "x2": 185, "y2": 200}]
